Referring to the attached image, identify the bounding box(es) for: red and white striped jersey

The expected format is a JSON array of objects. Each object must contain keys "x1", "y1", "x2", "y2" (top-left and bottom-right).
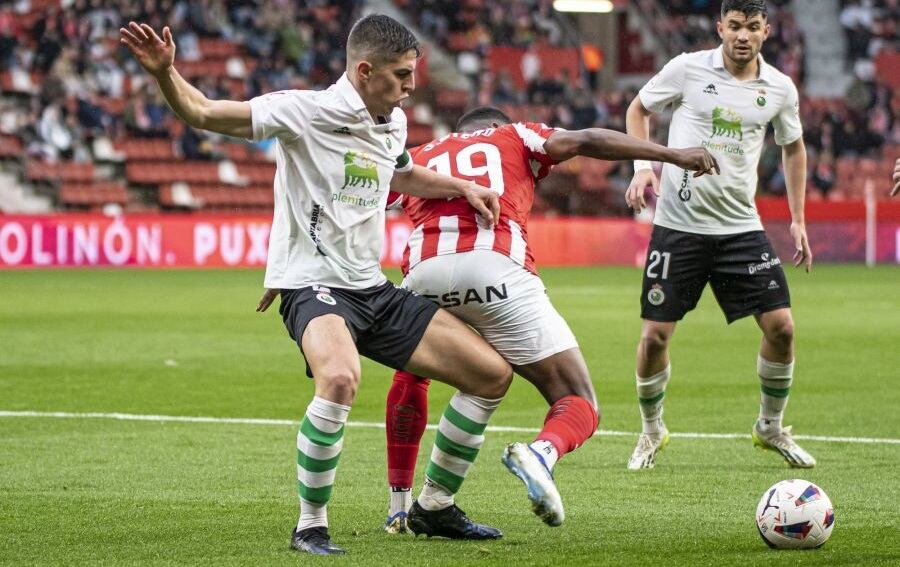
[{"x1": 391, "y1": 122, "x2": 560, "y2": 276}]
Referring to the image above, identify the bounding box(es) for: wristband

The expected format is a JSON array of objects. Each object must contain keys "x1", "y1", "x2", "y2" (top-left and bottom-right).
[{"x1": 634, "y1": 160, "x2": 652, "y2": 172}]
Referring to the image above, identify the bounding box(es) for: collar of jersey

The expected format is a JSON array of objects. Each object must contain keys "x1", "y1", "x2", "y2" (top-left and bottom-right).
[
  {"x1": 333, "y1": 73, "x2": 396, "y2": 131},
  {"x1": 712, "y1": 46, "x2": 772, "y2": 84}
]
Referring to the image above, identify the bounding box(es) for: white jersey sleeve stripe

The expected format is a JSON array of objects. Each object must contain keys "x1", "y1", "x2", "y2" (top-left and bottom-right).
[
  {"x1": 512, "y1": 123, "x2": 550, "y2": 156},
  {"x1": 407, "y1": 224, "x2": 424, "y2": 269},
  {"x1": 508, "y1": 220, "x2": 527, "y2": 266},
  {"x1": 437, "y1": 216, "x2": 460, "y2": 255}
]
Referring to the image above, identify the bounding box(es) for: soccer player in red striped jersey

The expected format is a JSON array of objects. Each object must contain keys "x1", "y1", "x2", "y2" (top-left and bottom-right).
[{"x1": 384, "y1": 106, "x2": 719, "y2": 532}]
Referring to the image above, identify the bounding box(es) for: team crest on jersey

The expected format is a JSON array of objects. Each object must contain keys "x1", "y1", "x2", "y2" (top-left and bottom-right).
[
  {"x1": 711, "y1": 107, "x2": 743, "y2": 141},
  {"x1": 342, "y1": 151, "x2": 379, "y2": 189},
  {"x1": 647, "y1": 284, "x2": 666, "y2": 306}
]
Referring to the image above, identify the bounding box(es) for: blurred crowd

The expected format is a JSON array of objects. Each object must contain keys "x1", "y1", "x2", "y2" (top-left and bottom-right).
[
  {"x1": 0, "y1": 0, "x2": 896, "y2": 210},
  {"x1": 0, "y1": 0, "x2": 362, "y2": 162}
]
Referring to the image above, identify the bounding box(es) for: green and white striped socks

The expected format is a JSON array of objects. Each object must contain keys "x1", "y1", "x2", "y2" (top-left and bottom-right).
[
  {"x1": 419, "y1": 392, "x2": 502, "y2": 511},
  {"x1": 296, "y1": 396, "x2": 350, "y2": 531},
  {"x1": 636, "y1": 364, "x2": 670, "y2": 435},
  {"x1": 757, "y1": 356, "x2": 793, "y2": 433}
]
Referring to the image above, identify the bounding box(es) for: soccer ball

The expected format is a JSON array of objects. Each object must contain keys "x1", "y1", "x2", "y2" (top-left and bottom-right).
[{"x1": 756, "y1": 479, "x2": 835, "y2": 549}]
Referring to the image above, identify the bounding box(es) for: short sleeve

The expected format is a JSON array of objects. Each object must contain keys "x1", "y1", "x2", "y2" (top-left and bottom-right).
[
  {"x1": 772, "y1": 82, "x2": 803, "y2": 146},
  {"x1": 248, "y1": 90, "x2": 318, "y2": 142},
  {"x1": 638, "y1": 53, "x2": 688, "y2": 113},
  {"x1": 512, "y1": 122, "x2": 562, "y2": 179},
  {"x1": 395, "y1": 149, "x2": 413, "y2": 172}
]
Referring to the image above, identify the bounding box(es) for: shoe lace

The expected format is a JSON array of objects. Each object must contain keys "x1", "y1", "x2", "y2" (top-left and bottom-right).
[{"x1": 635, "y1": 433, "x2": 657, "y2": 453}]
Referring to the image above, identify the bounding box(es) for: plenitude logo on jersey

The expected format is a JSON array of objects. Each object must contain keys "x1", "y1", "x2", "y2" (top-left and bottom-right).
[
  {"x1": 702, "y1": 106, "x2": 746, "y2": 156},
  {"x1": 332, "y1": 151, "x2": 381, "y2": 208}
]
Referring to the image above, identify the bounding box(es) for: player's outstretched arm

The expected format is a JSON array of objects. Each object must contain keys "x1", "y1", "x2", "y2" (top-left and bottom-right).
[
  {"x1": 783, "y1": 137, "x2": 812, "y2": 272},
  {"x1": 119, "y1": 22, "x2": 252, "y2": 138},
  {"x1": 390, "y1": 164, "x2": 500, "y2": 227},
  {"x1": 544, "y1": 128, "x2": 719, "y2": 176}
]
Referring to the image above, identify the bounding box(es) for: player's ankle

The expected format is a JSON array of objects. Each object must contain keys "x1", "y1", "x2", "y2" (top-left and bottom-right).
[{"x1": 418, "y1": 479, "x2": 454, "y2": 511}]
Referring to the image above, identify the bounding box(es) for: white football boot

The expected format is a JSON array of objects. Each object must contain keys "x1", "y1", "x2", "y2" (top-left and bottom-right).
[
  {"x1": 752, "y1": 422, "x2": 817, "y2": 468},
  {"x1": 627, "y1": 425, "x2": 670, "y2": 470},
  {"x1": 502, "y1": 442, "x2": 564, "y2": 527}
]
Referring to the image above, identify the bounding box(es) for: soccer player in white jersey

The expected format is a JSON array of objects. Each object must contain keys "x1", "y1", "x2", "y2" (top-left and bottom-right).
[
  {"x1": 622, "y1": 0, "x2": 816, "y2": 471},
  {"x1": 121, "y1": 15, "x2": 521, "y2": 555},
  {"x1": 381, "y1": 106, "x2": 718, "y2": 531}
]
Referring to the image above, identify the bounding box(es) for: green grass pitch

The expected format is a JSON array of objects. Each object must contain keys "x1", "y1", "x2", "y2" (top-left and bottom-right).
[{"x1": 1, "y1": 265, "x2": 898, "y2": 565}]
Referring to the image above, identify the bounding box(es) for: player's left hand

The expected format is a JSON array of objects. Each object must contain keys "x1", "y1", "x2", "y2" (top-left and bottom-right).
[
  {"x1": 460, "y1": 181, "x2": 500, "y2": 227},
  {"x1": 891, "y1": 158, "x2": 899, "y2": 197},
  {"x1": 673, "y1": 147, "x2": 720, "y2": 177},
  {"x1": 256, "y1": 288, "x2": 280, "y2": 312},
  {"x1": 789, "y1": 222, "x2": 812, "y2": 273}
]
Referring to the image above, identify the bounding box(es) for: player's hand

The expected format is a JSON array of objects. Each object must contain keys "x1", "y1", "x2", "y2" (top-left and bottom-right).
[
  {"x1": 789, "y1": 221, "x2": 812, "y2": 273},
  {"x1": 891, "y1": 158, "x2": 900, "y2": 197},
  {"x1": 674, "y1": 148, "x2": 720, "y2": 177},
  {"x1": 120, "y1": 22, "x2": 176, "y2": 78},
  {"x1": 460, "y1": 181, "x2": 500, "y2": 227},
  {"x1": 256, "y1": 288, "x2": 280, "y2": 312},
  {"x1": 625, "y1": 169, "x2": 660, "y2": 213}
]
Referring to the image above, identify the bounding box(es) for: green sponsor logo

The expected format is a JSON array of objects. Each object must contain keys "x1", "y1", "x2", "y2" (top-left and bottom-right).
[
  {"x1": 711, "y1": 107, "x2": 743, "y2": 141},
  {"x1": 341, "y1": 151, "x2": 379, "y2": 190},
  {"x1": 756, "y1": 96, "x2": 767, "y2": 107}
]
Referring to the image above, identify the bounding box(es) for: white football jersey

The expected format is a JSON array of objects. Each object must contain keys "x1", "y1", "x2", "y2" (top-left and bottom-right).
[
  {"x1": 639, "y1": 47, "x2": 803, "y2": 235},
  {"x1": 249, "y1": 73, "x2": 412, "y2": 289}
]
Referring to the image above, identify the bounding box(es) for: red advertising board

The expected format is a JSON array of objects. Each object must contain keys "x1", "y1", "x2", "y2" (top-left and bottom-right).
[{"x1": 1, "y1": 213, "x2": 899, "y2": 269}]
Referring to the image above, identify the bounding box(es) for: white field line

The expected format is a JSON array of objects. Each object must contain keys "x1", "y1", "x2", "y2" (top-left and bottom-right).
[{"x1": 1, "y1": 410, "x2": 899, "y2": 445}]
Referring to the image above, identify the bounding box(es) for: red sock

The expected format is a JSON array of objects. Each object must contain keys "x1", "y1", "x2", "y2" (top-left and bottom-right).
[
  {"x1": 535, "y1": 395, "x2": 599, "y2": 458},
  {"x1": 386, "y1": 370, "x2": 430, "y2": 488}
]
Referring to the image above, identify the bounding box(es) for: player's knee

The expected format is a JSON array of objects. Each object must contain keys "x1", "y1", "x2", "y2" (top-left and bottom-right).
[
  {"x1": 639, "y1": 327, "x2": 671, "y2": 357},
  {"x1": 479, "y1": 360, "x2": 513, "y2": 399},
  {"x1": 319, "y1": 367, "x2": 360, "y2": 401},
  {"x1": 766, "y1": 319, "x2": 794, "y2": 349}
]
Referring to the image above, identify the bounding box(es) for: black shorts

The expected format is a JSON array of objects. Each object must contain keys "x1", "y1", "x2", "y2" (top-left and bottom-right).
[
  {"x1": 640, "y1": 225, "x2": 791, "y2": 323},
  {"x1": 279, "y1": 281, "x2": 440, "y2": 376}
]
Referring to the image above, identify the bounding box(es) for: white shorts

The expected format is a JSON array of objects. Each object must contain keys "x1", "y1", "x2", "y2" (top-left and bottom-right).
[{"x1": 401, "y1": 250, "x2": 578, "y2": 366}]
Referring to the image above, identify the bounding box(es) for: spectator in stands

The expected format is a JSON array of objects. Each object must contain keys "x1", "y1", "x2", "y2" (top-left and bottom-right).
[{"x1": 179, "y1": 126, "x2": 219, "y2": 161}]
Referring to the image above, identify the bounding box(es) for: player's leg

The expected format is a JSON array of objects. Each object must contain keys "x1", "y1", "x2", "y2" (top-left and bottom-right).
[
  {"x1": 504, "y1": 348, "x2": 598, "y2": 526},
  {"x1": 402, "y1": 309, "x2": 511, "y2": 539},
  {"x1": 517, "y1": 348, "x2": 598, "y2": 472},
  {"x1": 628, "y1": 319, "x2": 676, "y2": 469},
  {"x1": 752, "y1": 307, "x2": 815, "y2": 467},
  {"x1": 629, "y1": 226, "x2": 710, "y2": 470},
  {"x1": 709, "y1": 231, "x2": 814, "y2": 468},
  {"x1": 278, "y1": 284, "x2": 376, "y2": 555},
  {"x1": 384, "y1": 369, "x2": 430, "y2": 533},
  {"x1": 357, "y1": 276, "x2": 511, "y2": 540}
]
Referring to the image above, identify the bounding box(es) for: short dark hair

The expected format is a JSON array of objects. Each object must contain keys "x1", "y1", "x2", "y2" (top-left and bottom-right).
[
  {"x1": 346, "y1": 14, "x2": 420, "y2": 66},
  {"x1": 720, "y1": 0, "x2": 768, "y2": 19},
  {"x1": 456, "y1": 106, "x2": 513, "y2": 132}
]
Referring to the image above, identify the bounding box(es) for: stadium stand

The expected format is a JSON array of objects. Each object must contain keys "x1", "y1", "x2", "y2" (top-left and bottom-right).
[{"x1": 0, "y1": 0, "x2": 896, "y2": 216}]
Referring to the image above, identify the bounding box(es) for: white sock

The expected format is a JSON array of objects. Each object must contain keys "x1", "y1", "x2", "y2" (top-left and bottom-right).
[
  {"x1": 418, "y1": 478, "x2": 454, "y2": 511},
  {"x1": 419, "y1": 393, "x2": 502, "y2": 511},
  {"x1": 636, "y1": 364, "x2": 671, "y2": 434},
  {"x1": 757, "y1": 356, "x2": 793, "y2": 433},
  {"x1": 295, "y1": 396, "x2": 350, "y2": 531},
  {"x1": 389, "y1": 487, "x2": 412, "y2": 517},
  {"x1": 297, "y1": 499, "x2": 328, "y2": 531},
  {"x1": 529, "y1": 439, "x2": 559, "y2": 471}
]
